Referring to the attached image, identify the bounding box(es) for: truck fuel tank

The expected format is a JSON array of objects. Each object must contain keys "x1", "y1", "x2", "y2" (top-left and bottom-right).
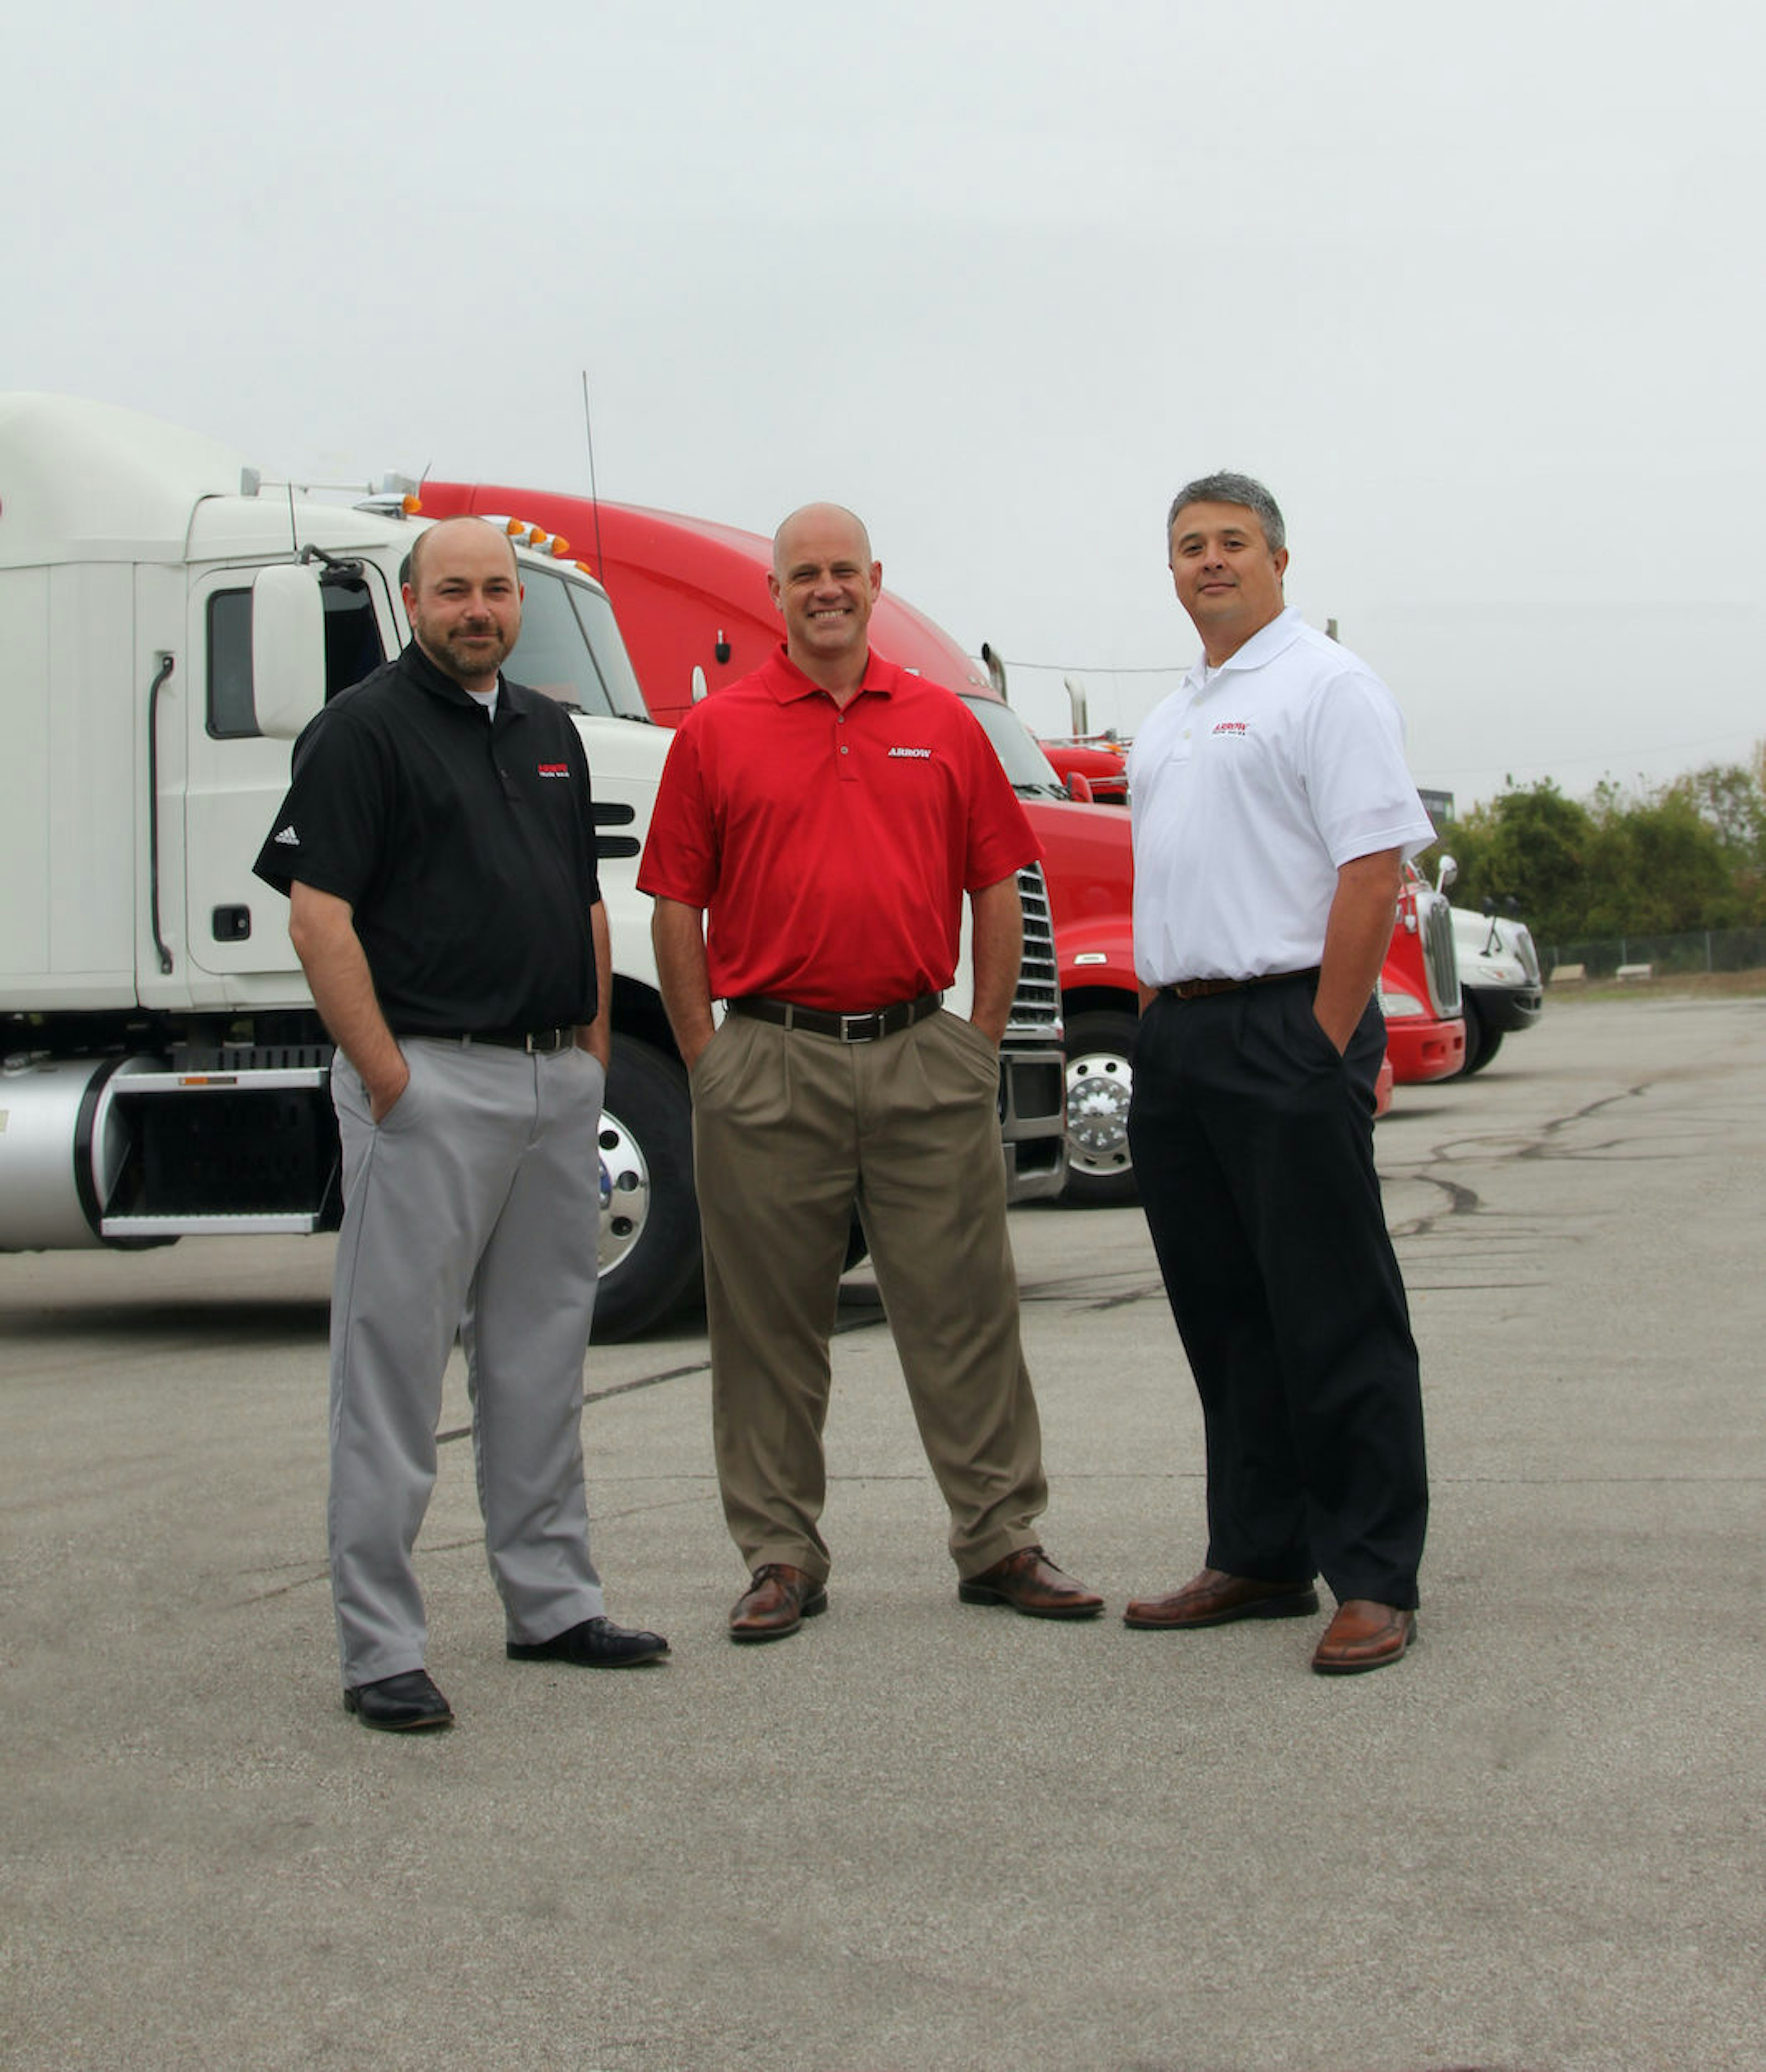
[{"x1": 0, "y1": 1054, "x2": 155, "y2": 1249}]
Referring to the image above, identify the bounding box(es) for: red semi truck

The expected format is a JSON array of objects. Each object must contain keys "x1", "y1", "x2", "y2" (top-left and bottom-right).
[
  {"x1": 413, "y1": 484, "x2": 1148, "y2": 1202},
  {"x1": 413, "y1": 483, "x2": 1439, "y2": 1182},
  {"x1": 1379, "y1": 873, "x2": 1467, "y2": 1083}
]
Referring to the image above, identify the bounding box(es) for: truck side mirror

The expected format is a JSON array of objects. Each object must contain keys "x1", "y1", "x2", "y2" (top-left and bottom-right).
[
  {"x1": 1065, "y1": 771, "x2": 1095, "y2": 805},
  {"x1": 1435, "y1": 853, "x2": 1459, "y2": 893},
  {"x1": 252, "y1": 564, "x2": 327, "y2": 740}
]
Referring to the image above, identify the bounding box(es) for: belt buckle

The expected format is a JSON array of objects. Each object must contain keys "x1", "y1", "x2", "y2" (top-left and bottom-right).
[
  {"x1": 526, "y1": 1028, "x2": 563, "y2": 1055},
  {"x1": 839, "y1": 1012, "x2": 874, "y2": 1042}
]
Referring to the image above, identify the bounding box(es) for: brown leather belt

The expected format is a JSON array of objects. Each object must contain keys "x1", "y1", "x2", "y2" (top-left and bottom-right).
[
  {"x1": 421, "y1": 1026, "x2": 576, "y2": 1053},
  {"x1": 727, "y1": 991, "x2": 943, "y2": 1042},
  {"x1": 1161, "y1": 967, "x2": 1320, "y2": 1000}
]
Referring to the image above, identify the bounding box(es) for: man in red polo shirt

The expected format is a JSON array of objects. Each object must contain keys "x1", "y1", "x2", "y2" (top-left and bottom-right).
[{"x1": 641, "y1": 502, "x2": 1100, "y2": 1640}]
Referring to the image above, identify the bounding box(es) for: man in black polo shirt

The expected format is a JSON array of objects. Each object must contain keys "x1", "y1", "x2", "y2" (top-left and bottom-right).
[{"x1": 255, "y1": 516, "x2": 666, "y2": 1732}]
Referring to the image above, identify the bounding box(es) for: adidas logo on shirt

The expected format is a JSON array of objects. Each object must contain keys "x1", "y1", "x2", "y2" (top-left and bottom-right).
[{"x1": 274, "y1": 824, "x2": 299, "y2": 846}]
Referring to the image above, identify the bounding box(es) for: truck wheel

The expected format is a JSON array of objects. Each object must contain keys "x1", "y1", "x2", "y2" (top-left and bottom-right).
[
  {"x1": 1459, "y1": 998, "x2": 1504, "y2": 1077},
  {"x1": 1061, "y1": 1008, "x2": 1141, "y2": 1207},
  {"x1": 592, "y1": 1036, "x2": 702, "y2": 1341}
]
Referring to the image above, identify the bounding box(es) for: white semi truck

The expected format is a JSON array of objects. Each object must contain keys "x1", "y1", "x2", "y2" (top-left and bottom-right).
[{"x1": 0, "y1": 395, "x2": 1066, "y2": 1336}]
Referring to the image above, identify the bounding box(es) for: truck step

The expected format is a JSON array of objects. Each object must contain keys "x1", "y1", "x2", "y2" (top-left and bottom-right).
[
  {"x1": 101, "y1": 1211, "x2": 326, "y2": 1237},
  {"x1": 109, "y1": 1067, "x2": 330, "y2": 1094}
]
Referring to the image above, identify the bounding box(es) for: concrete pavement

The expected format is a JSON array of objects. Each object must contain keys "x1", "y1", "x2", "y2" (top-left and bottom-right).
[{"x1": 3, "y1": 996, "x2": 1763, "y2": 2071}]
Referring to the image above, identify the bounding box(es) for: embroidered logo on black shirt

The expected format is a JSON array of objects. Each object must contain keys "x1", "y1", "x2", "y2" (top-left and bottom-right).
[{"x1": 536, "y1": 763, "x2": 570, "y2": 778}]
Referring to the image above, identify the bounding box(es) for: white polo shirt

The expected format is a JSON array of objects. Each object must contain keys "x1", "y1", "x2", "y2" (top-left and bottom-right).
[{"x1": 1129, "y1": 609, "x2": 1435, "y2": 985}]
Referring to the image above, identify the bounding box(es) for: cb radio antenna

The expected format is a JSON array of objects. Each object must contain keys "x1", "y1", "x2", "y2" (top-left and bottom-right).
[{"x1": 579, "y1": 371, "x2": 606, "y2": 578}]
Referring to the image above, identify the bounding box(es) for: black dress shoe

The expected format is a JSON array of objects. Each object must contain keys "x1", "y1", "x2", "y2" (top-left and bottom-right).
[
  {"x1": 506, "y1": 1614, "x2": 670, "y2": 1667},
  {"x1": 343, "y1": 1669, "x2": 454, "y2": 1732}
]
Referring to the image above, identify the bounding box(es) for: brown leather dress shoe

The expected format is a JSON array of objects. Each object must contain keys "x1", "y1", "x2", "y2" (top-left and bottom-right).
[
  {"x1": 957, "y1": 1545, "x2": 1103, "y2": 1619},
  {"x1": 1310, "y1": 1599, "x2": 1416, "y2": 1674},
  {"x1": 728, "y1": 1563, "x2": 827, "y2": 1643},
  {"x1": 1123, "y1": 1566, "x2": 1320, "y2": 1629}
]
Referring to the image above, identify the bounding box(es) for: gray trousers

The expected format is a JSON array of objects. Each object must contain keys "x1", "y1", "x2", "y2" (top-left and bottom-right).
[
  {"x1": 328, "y1": 1037, "x2": 607, "y2": 1686},
  {"x1": 691, "y1": 1008, "x2": 1049, "y2": 1583}
]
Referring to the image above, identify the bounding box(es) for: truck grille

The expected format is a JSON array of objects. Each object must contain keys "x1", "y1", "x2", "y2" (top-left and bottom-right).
[
  {"x1": 1009, "y1": 862, "x2": 1061, "y2": 1034},
  {"x1": 1421, "y1": 893, "x2": 1462, "y2": 1018}
]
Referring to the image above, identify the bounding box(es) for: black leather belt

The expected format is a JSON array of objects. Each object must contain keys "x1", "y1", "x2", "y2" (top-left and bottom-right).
[
  {"x1": 727, "y1": 991, "x2": 943, "y2": 1042},
  {"x1": 419, "y1": 1026, "x2": 576, "y2": 1054},
  {"x1": 1162, "y1": 967, "x2": 1320, "y2": 1000}
]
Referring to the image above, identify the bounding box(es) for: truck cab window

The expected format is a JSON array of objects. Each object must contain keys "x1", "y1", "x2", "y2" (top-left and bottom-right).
[
  {"x1": 207, "y1": 590, "x2": 256, "y2": 738},
  {"x1": 322, "y1": 579, "x2": 385, "y2": 701},
  {"x1": 961, "y1": 693, "x2": 1066, "y2": 796},
  {"x1": 205, "y1": 578, "x2": 385, "y2": 738},
  {"x1": 505, "y1": 567, "x2": 651, "y2": 721}
]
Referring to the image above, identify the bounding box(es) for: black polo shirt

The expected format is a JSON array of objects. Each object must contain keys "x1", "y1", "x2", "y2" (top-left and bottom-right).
[{"x1": 254, "y1": 640, "x2": 602, "y2": 1035}]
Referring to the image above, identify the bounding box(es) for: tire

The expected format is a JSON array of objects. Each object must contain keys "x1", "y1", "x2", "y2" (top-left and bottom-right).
[
  {"x1": 1061, "y1": 1008, "x2": 1141, "y2": 1207},
  {"x1": 591, "y1": 1036, "x2": 702, "y2": 1342},
  {"x1": 1458, "y1": 997, "x2": 1504, "y2": 1078}
]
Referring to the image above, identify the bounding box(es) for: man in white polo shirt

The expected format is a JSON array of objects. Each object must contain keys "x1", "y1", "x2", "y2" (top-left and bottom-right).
[{"x1": 1123, "y1": 473, "x2": 1435, "y2": 1675}]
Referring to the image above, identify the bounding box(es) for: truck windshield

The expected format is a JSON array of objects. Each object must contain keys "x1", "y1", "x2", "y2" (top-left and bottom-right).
[
  {"x1": 505, "y1": 566, "x2": 652, "y2": 721},
  {"x1": 960, "y1": 693, "x2": 1065, "y2": 796}
]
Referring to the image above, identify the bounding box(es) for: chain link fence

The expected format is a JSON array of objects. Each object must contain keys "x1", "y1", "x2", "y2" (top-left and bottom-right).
[{"x1": 1541, "y1": 927, "x2": 1766, "y2": 979}]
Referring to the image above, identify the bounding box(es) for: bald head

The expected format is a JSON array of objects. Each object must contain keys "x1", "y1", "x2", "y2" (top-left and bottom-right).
[
  {"x1": 406, "y1": 514, "x2": 521, "y2": 596},
  {"x1": 773, "y1": 502, "x2": 873, "y2": 575}
]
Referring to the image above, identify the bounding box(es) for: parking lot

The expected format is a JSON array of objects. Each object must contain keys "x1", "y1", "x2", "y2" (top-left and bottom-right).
[{"x1": 4, "y1": 995, "x2": 1763, "y2": 2072}]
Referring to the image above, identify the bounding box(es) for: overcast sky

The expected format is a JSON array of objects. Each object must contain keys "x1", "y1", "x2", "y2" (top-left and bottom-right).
[{"x1": 7, "y1": 1, "x2": 1761, "y2": 809}]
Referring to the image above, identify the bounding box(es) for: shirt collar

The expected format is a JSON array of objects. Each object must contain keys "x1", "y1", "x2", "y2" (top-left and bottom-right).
[
  {"x1": 761, "y1": 642, "x2": 897, "y2": 705},
  {"x1": 1189, "y1": 606, "x2": 1306, "y2": 689},
  {"x1": 399, "y1": 637, "x2": 526, "y2": 718}
]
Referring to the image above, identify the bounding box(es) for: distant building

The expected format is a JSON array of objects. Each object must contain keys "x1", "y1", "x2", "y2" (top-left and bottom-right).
[{"x1": 1418, "y1": 788, "x2": 1456, "y2": 830}]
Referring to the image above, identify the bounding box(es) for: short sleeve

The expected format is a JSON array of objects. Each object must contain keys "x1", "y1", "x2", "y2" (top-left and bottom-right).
[
  {"x1": 251, "y1": 703, "x2": 390, "y2": 902},
  {"x1": 1300, "y1": 671, "x2": 1435, "y2": 868},
  {"x1": 636, "y1": 718, "x2": 721, "y2": 906}
]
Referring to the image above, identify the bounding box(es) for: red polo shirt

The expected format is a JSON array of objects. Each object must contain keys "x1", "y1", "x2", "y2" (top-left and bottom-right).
[{"x1": 638, "y1": 646, "x2": 1038, "y2": 1011}]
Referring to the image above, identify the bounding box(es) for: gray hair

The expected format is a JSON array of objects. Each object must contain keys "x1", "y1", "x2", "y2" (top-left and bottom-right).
[{"x1": 1166, "y1": 473, "x2": 1285, "y2": 555}]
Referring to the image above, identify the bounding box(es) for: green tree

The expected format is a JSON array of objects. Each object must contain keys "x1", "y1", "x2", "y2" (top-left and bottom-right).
[
  {"x1": 1583, "y1": 783, "x2": 1733, "y2": 935},
  {"x1": 1427, "y1": 749, "x2": 1766, "y2": 943},
  {"x1": 1683, "y1": 761, "x2": 1765, "y2": 856},
  {"x1": 1434, "y1": 779, "x2": 1594, "y2": 945}
]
